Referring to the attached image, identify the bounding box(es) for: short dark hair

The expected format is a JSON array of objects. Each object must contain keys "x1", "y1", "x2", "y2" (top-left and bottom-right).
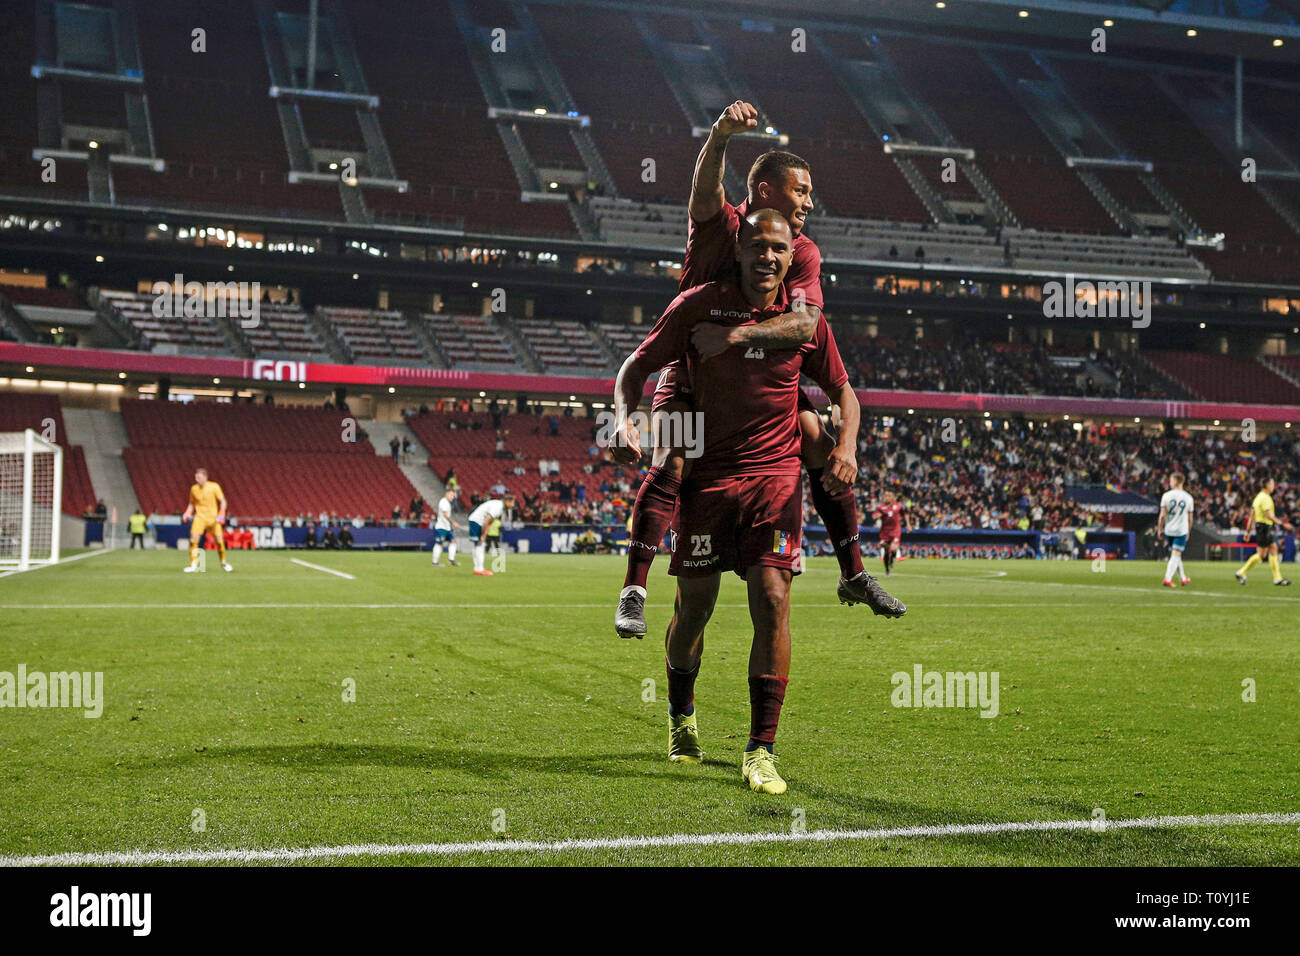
[
  {"x1": 739, "y1": 207, "x2": 791, "y2": 239},
  {"x1": 747, "y1": 150, "x2": 811, "y2": 197}
]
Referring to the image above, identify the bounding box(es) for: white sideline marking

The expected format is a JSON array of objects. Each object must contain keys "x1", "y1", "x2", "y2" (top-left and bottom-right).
[
  {"x1": 0, "y1": 601, "x2": 1234, "y2": 610},
  {"x1": 3, "y1": 812, "x2": 1297, "y2": 867},
  {"x1": 0, "y1": 547, "x2": 115, "y2": 579},
  {"x1": 289, "y1": 559, "x2": 355, "y2": 580}
]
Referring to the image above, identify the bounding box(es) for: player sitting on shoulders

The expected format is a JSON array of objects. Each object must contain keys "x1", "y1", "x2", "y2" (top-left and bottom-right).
[
  {"x1": 613, "y1": 102, "x2": 902, "y2": 639},
  {"x1": 468, "y1": 494, "x2": 514, "y2": 576},
  {"x1": 182, "y1": 468, "x2": 232, "y2": 573},
  {"x1": 1235, "y1": 476, "x2": 1292, "y2": 586},
  {"x1": 1156, "y1": 472, "x2": 1193, "y2": 588},
  {"x1": 432, "y1": 488, "x2": 461, "y2": 566},
  {"x1": 612, "y1": 209, "x2": 876, "y2": 795}
]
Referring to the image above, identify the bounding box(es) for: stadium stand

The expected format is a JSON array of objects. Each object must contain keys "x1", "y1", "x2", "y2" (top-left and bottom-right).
[
  {"x1": 96, "y1": 289, "x2": 232, "y2": 353},
  {"x1": 421, "y1": 314, "x2": 521, "y2": 371},
  {"x1": 316, "y1": 307, "x2": 427, "y2": 365},
  {"x1": 118, "y1": 399, "x2": 420, "y2": 522},
  {"x1": 0, "y1": 394, "x2": 97, "y2": 515},
  {"x1": 240, "y1": 300, "x2": 328, "y2": 359},
  {"x1": 0, "y1": 283, "x2": 97, "y2": 343},
  {"x1": 706, "y1": 22, "x2": 932, "y2": 222},
  {"x1": 352, "y1": 0, "x2": 578, "y2": 237},
  {"x1": 880, "y1": 37, "x2": 1117, "y2": 234},
  {"x1": 529, "y1": 5, "x2": 703, "y2": 203},
  {"x1": 407, "y1": 409, "x2": 635, "y2": 522},
  {"x1": 1142, "y1": 352, "x2": 1300, "y2": 405},
  {"x1": 851, "y1": 416, "x2": 1300, "y2": 535},
  {"x1": 510, "y1": 318, "x2": 610, "y2": 374}
]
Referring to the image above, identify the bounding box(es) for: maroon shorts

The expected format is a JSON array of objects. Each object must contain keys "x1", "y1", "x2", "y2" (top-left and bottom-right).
[
  {"x1": 669, "y1": 472, "x2": 803, "y2": 579},
  {"x1": 880, "y1": 533, "x2": 901, "y2": 550}
]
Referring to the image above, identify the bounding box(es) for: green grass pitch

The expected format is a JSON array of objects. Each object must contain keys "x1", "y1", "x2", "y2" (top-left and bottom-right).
[{"x1": 1, "y1": 549, "x2": 1297, "y2": 866}]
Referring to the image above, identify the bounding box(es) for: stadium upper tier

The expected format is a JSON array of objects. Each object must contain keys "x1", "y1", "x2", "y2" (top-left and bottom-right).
[{"x1": 6, "y1": 1, "x2": 1300, "y2": 283}]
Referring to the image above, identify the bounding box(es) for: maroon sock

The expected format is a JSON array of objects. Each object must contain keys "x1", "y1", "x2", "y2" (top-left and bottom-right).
[
  {"x1": 747, "y1": 674, "x2": 789, "y2": 750},
  {"x1": 807, "y1": 469, "x2": 864, "y2": 578},
  {"x1": 667, "y1": 658, "x2": 699, "y2": 717},
  {"x1": 623, "y1": 467, "x2": 680, "y2": 589}
]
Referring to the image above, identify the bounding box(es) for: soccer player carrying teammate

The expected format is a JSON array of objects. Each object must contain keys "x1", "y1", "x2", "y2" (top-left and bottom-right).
[
  {"x1": 1156, "y1": 473, "x2": 1193, "y2": 588},
  {"x1": 872, "y1": 490, "x2": 908, "y2": 576},
  {"x1": 613, "y1": 101, "x2": 904, "y2": 639},
  {"x1": 182, "y1": 467, "x2": 232, "y2": 573},
  {"x1": 1235, "y1": 476, "x2": 1292, "y2": 586},
  {"x1": 432, "y1": 488, "x2": 460, "y2": 567},
  {"x1": 468, "y1": 494, "x2": 514, "y2": 576},
  {"x1": 612, "y1": 209, "x2": 857, "y2": 795}
]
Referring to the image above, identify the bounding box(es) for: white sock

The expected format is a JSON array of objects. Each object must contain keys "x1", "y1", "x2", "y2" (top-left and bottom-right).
[
  {"x1": 448, "y1": 541, "x2": 457, "y2": 561},
  {"x1": 1164, "y1": 553, "x2": 1180, "y2": 581},
  {"x1": 433, "y1": 544, "x2": 443, "y2": 564},
  {"x1": 474, "y1": 542, "x2": 486, "y2": 571},
  {"x1": 1174, "y1": 553, "x2": 1186, "y2": 580}
]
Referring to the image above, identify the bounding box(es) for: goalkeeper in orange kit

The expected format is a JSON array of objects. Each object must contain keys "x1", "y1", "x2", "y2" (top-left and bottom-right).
[{"x1": 182, "y1": 467, "x2": 233, "y2": 573}]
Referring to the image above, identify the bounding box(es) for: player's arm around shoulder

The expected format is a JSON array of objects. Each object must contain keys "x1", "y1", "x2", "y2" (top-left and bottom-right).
[{"x1": 610, "y1": 289, "x2": 702, "y2": 463}]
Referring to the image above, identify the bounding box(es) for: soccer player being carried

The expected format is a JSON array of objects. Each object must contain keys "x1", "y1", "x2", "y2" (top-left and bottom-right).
[
  {"x1": 612, "y1": 208, "x2": 861, "y2": 795},
  {"x1": 613, "y1": 100, "x2": 904, "y2": 640},
  {"x1": 1156, "y1": 472, "x2": 1193, "y2": 588},
  {"x1": 1235, "y1": 476, "x2": 1292, "y2": 586},
  {"x1": 872, "y1": 489, "x2": 909, "y2": 576},
  {"x1": 432, "y1": 487, "x2": 461, "y2": 567},
  {"x1": 468, "y1": 494, "x2": 514, "y2": 576},
  {"x1": 182, "y1": 467, "x2": 232, "y2": 573}
]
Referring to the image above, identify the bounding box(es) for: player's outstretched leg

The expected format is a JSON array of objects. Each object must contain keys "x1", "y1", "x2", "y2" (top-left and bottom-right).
[
  {"x1": 664, "y1": 576, "x2": 716, "y2": 763},
  {"x1": 800, "y1": 411, "x2": 905, "y2": 618},
  {"x1": 447, "y1": 540, "x2": 458, "y2": 566},
  {"x1": 616, "y1": 453, "x2": 684, "y2": 639},
  {"x1": 742, "y1": 567, "x2": 791, "y2": 795},
  {"x1": 184, "y1": 535, "x2": 201, "y2": 572}
]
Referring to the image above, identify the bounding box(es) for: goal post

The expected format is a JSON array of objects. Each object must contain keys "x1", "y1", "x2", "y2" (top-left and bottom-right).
[{"x1": 0, "y1": 429, "x2": 62, "y2": 570}]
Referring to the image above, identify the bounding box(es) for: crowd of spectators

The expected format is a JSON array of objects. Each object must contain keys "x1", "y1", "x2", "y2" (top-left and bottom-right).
[
  {"x1": 838, "y1": 334, "x2": 1175, "y2": 399},
  {"x1": 834, "y1": 416, "x2": 1298, "y2": 534}
]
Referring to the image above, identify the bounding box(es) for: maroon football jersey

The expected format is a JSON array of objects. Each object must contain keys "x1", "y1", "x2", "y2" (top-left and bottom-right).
[
  {"x1": 634, "y1": 280, "x2": 848, "y2": 480},
  {"x1": 679, "y1": 199, "x2": 824, "y2": 311},
  {"x1": 874, "y1": 503, "x2": 905, "y2": 537}
]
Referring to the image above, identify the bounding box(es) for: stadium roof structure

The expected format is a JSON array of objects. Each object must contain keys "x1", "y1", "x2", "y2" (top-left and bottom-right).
[
  {"x1": 650, "y1": 0, "x2": 1300, "y2": 59},
  {"x1": 1066, "y1": 484, "x2": 1161, "y2": 513}
]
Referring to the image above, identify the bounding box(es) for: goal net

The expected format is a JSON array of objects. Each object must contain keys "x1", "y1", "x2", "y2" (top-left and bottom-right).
[{"x1": 0, "y1": 430, "x2": 62, "y2": 570}]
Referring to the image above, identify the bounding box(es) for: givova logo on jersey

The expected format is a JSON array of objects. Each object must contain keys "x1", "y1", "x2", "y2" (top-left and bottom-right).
[{"x1": 675, "y1": 531, "x2": 719, "y2": 568}]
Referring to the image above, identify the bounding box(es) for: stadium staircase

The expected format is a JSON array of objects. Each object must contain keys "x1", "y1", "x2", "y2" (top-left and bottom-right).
[
  {"x1": 61, "y1": 407, "x2": 141, "y2": 527},
  {"x1": 492, "y1": 315, "x2": 546, "y2": 374},
  {"x1": 633, "y1": 17, "x2": 749, "y2": 201},
  {"x1": 306, "y1": 308, "x2": 353, "y2": 364},
  {"x1": 978, "y1": 49, "x2": 1131, "y2": 233},
  {"x1": 509, "y1": 0, "x2": 618, "y2": 200},
  {"x1": 855, "y1": 34, "x2": 1019, "y2": 227},
  {"x1": 361, "y1": 418, "x2": 446, "y2": 505}
]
